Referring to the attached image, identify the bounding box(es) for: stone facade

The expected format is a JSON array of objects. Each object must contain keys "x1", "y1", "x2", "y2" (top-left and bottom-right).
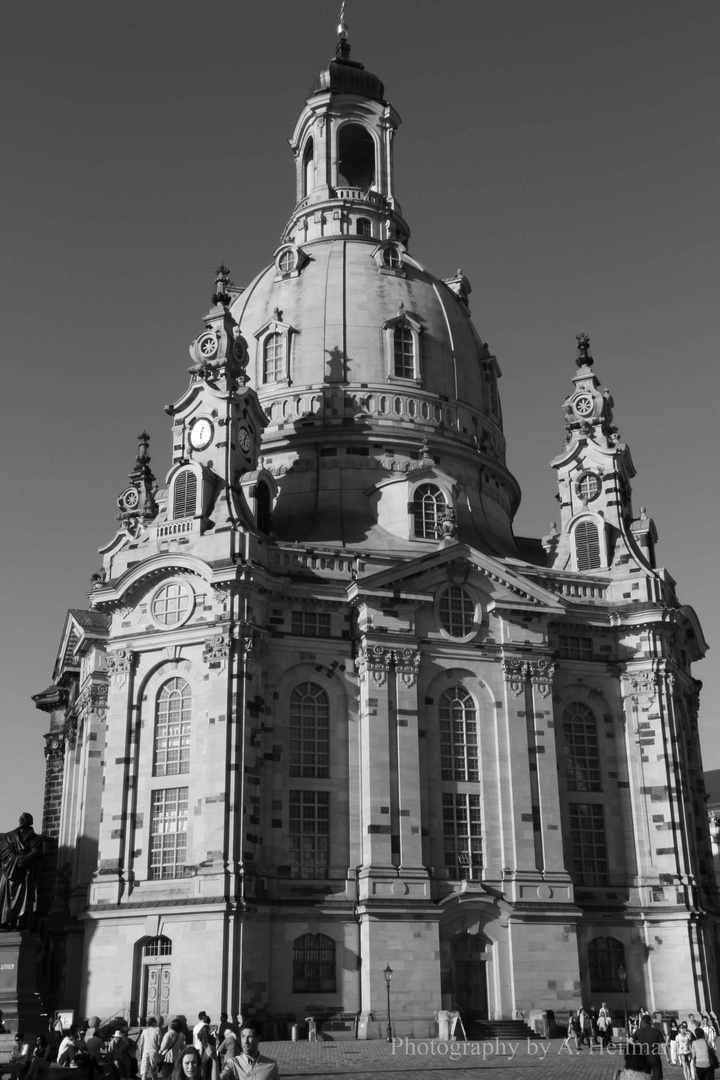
[{"x1": 33, "y1": 29, "x2": 717, "y2": 1035}]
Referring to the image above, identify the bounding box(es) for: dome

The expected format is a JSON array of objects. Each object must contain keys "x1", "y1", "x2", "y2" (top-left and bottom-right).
[
  {"x1": 228, "y1": 235, "x2": 521, "y2": 556},
  {"x1": 312, "y1": 55, "x2": 385, "y2": 104}
]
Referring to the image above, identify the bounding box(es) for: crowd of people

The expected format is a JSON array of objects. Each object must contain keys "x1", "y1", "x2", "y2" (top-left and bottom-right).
[
  {"x1": 1, "y1": 1015, "x2": 279, "y2": 1080},
  {"x1": 565, "y1": 1003, "x2": 720, "y2": 1080}
]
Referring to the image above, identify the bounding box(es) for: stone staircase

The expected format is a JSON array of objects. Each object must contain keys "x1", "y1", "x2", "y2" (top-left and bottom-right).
[{"x1": 465, "y1": 1019, "x2": 545, "y2": 1041}]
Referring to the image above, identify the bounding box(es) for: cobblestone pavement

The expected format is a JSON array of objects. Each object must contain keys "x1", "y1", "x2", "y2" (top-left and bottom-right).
[{"x1": 259, "y1": 1037, "x2": 687, "y2": 1078}]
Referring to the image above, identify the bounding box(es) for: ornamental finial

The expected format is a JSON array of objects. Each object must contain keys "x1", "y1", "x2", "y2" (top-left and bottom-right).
[
  {"x1": 136, "y1": 431, "x2": 151, "y2": 465},
  {"x1": 212, "y1": 263, "x2": 232, "y2": 306},
  {"x1": 575, "y1": 330, "x2": 594, "y2": 368},
  {"x1": 337, "y1": 0, "x2": 350, "y2": 58}
]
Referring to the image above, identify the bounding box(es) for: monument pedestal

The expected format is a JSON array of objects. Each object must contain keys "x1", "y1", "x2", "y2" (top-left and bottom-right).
[{"x1": 0, "y1": 932, "x2": 44, "y2": 1035}]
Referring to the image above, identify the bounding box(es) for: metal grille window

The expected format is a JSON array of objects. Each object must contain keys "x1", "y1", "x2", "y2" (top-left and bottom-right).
[
  {"x1": 443, "y1": 793, "x2": 482, "y2": 880},
  {"x1": 563, "y1": 703, "x2": 601, "y2": 791},
  {"x1": 151, "y1": 582, "x2": 192, "y2": 626},
  {"x1": 569, "y1": 802, "x2": 608, "y2": 886},
  {"x1": 292, "y1": 933, "x2": 336, "y2": 994},
  {"x1": 149, "y1": 788, "x2": 188, "y2": 881},
  {"x1": 263, "y1": 333, "x2": 285, "y2": 383},
  {"x1": 291, "y1": 611, "x2": 331, "y2": 638},
  {"x1": 559, "y1": 635, "x2": 593, "y2": 660},
  {"x1": 154, "y1": 678, "x2": 191, "y2": 776},
  {"x1": 413, "y1": 484, "x2": 445, "y2": 538},
  {"x1": 356, "y1": 217, "x2": 371, "y2": 237},
  {"x1": 393, "y1": 325, "x2": 415, "y2": 378},
  {"x1": 439, "y1": 586, "x2": 475, "y2": 637},
  {"x1": 575, "y1": 520, "x2": 602, "y2": 570},
  {"x1": 289, "y1": 791, "x2": 329, "y2": 879},
  {"x1": 588, "y1": 936, "x2": 625, "y2": 992},
  {"x1": 440, "y1": 688, "x2": 478, "y2": 781},
  {"x1": 173, "y1": 470, "x2": 197, "y2": 519},
  {"x1": 144, "y1": 937, "x2": 172, "y2": 957},
  {"x1": 290, "y1": 683, "x2": 330, "y2": 779}
]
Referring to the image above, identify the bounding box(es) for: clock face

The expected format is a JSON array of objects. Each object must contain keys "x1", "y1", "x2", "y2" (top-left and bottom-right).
[
  {"x1": 574, "y1": 394, "x2": 594, "y2": 418},
  {"x1": 238, "y1": 426, "x2": 251, "y2": 453},
  {"x1": 189, "y1": 418, "x2": 214, "y2": 450}
]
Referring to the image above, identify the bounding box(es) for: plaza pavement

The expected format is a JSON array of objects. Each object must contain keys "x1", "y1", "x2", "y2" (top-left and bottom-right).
[{"x1": 258, "y1": 1037, "x2": 686, "y2": 1078}]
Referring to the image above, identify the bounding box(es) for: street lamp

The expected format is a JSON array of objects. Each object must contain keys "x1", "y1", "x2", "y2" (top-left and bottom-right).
[
  {"x1": 618, "y1": 965, "x2": 628, "y2": 1036},
  {"x1": 384, "y1": 964, "x2": 394, "y2": 1042}
]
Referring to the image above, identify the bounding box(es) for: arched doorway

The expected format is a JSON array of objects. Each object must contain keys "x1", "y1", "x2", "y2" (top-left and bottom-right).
[
  {"x1": 452, "y1": 933, "x2": 489, "y2": 1018},
  {"x1": 140, "y1": 936, "x2": 172, "y2": 1018}
]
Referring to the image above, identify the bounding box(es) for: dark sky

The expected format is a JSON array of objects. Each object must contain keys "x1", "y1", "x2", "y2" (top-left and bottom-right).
[{"x1": 2, "y1": 0, "x2": 718, "y2": 825}]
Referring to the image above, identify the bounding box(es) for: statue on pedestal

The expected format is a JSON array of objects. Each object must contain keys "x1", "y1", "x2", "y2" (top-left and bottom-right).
[{"x1": 0, "y1": 813, "x2": 42, "y2": 932}]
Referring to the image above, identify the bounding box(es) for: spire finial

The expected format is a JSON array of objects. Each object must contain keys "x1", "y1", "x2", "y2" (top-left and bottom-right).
[
  {"x1": 575, "y1": 330, "x2": 594, "y2": 368},
  {"x1": 212, "y1": 263, "x2": 232, "y2": 306},
  {"x1": 136, "y1": 431, "x2": 151, "y2": 465},
  {"x1": 337, "y1": 1, "x2": 350, "y2": 58}
]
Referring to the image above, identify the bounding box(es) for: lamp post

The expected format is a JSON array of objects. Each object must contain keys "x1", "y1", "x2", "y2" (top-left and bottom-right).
[
  {"x1": 384, "y1": 964, "x2": 393, "y2": 1042},
  {"x1": 618, "y1": 965, "x2": 628, "y2": 1037}
]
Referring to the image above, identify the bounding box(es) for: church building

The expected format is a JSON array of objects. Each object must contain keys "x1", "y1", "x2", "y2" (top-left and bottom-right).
[{"x1": 33, "y1": 23, "x2": 717, "y2": 1036}]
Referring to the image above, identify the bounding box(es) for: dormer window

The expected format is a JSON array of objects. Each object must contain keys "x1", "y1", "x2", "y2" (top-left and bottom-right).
[
  {"x1": 278, "y1": 250, "x2": 295, "y2": 274},
  {"x1": 394, "y1": 325, "x2": 415, "y2": 378},
  {"x1": 372, "y1": 241, "x2": 406, "y2": 277},
  {"x1": 173, "y1": 470, "x2": 197, "y2": 519},
  {"x1": 263, "y1": 333, "x2": 285, "y2": 383},
  {"x1": 383, "y1": 311, "x2": 422, "y2": 382},
  {"x1": 273, "y1": 243, "x2": 308, "y2": 281},
  {"x1": 412, "y1": 483, "x2": 445, "y2": 539},
  {"x1": 383, "y1": 247, "x2": 401, "y2": 269}
]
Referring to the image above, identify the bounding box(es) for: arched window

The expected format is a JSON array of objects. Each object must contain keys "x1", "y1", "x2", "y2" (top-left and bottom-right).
[
  {"x1": 575, "y1": 520, "x2": 602, "y2": 570},
  {"x1": 440, "y1": 687, "x2": 478, "y2": 781},
  {"x1": 302, "y1": 138, "x2": 314, "y2": 196},
  {"x1": 393, "y1": 325, "x2": 415, "y2": 378},
  {"x1": 256, "y1": 481, "x2": 271, "y2": 534},
  {"x1": 263, "y1": 333, "x2": 285, "y2": 383},
  {"x1": 173, "y1": 470, "x2": 197, "y2": 520},
  {"x1": 439, "y1": 586, "x2": 475, "y2": 637},
  {"x1": 290, "y1": 682, "x2": 329, "y2": 778},
  {"x1": 413, "y1": 484, "x2": 445, "y2": 538},
  {"x1": 337, "y1": 124, "x2": 375, "y2": 190},
  {"x1": 356, "y1": 217, "x2": 371, "y2": 237},
  {"x1": 154, "y1": 678, "x2": 191, "y2": 776},
  {"x1": 588, "y1": 936, "x2": 625, "y2": 992},
  {"x1": 292, "y1": 933, "x2": 336, "y2": 993},
  {"x1": 563, "y1": 702, "x2": 601, "y2": 791}
]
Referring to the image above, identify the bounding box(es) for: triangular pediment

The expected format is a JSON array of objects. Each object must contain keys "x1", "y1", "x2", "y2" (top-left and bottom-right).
[{"x1": 351, "y1": 542, "x2": 565, "y2": 613}]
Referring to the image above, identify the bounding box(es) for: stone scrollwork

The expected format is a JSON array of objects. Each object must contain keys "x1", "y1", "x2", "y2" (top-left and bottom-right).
[
  {"x1": 203, "y1": 634, "x2": 231, "y2": 668},
  {"x1": 393, "y1": 648, "x2": 422, "y2": 687},
  {"x1": 44, "y1": 732, "x2": 66, "y2": 770},
  {"x1": 622, "y1": 667, "x2": 657, "y2": 708},
  {"x1": 107, "y1": 649, "x2": 135, "y2": 687},
  {"x1": 502, "y1": 657, "x2": 527, "y2": 697},
  {"x1": 355, "y1": 644, "x2": 393, "y2": 687},
  {"x1": 527, "y1": 659, "x2": 555, "y2": 698}
]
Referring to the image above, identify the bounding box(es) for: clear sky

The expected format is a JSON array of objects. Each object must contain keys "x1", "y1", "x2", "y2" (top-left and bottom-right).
[{"x1": 1, "y1": 0, "x2": 718, "y2": 828}]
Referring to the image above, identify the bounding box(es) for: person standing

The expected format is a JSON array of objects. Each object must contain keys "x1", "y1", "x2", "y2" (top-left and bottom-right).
[
  {"x1": 692, "y1": 1027, "x2": 717, "y2": 1079},
  {"x1": 632, "y1": 1012, "x2": 666, "y2": 1080},
  {"x1": 219, "y1": 1019, "x2": 279, "y2": 1080},
  {"x1": 598, "y1": 1002, "x2": 614, "y2": 1047},
  {"x1": 677, "y1": 1022, "x2": 695, "y2": 1080},
  {"x1": 138, "y1": 1018, "x2": 162, "y2": 1080},
  {"x1": 159, "y1": 1019, "x2": 186, "y2": 1080}
]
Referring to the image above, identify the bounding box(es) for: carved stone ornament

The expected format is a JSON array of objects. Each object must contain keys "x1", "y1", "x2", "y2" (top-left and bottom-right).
[
  {"x1": 622, "y1": 668, "x2": 657, "y2": 707},
  {"x1": 355, "y1": 644, "x2": 393, "y2": 687},
  {"x1": 502, "y1": 657, "x2": 527, "y2": 696},
  {"x1": 202, "y1": 634, "x2": 231, "y2": 666},
  {"x1": 527, "y1": 659, "x2": 555, "y2": 698},
  {"x1": 393, "y1": 648, "x2": 421, "y2": 687},
  {"x1": 106, "y1": 649, "x2": 134, "y2": 676},
  {"x1": 64, "y1": 715, "x2": 79, "y2": 746},
  {"x1": 43, "y1": 732, "x2": 65, "y2": 770}
]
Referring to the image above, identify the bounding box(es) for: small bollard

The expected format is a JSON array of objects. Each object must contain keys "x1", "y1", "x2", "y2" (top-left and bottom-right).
[{"x1": 291, "y1": 1024, "x2": 299, "y2": 1041}]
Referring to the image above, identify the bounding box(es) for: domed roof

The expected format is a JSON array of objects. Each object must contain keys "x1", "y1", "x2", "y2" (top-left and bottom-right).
[
  {"x1": 312, "y1": 39, "x2": 385, "y2": 103},
  {"x1": 232, "y1": 238, "x2": 488, "y2": 405}
]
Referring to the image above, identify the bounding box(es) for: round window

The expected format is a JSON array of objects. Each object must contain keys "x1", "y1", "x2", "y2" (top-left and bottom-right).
[
  {"x1": 278, "y1": 249, "x2": 296, "y2": 273},
  {"x1": 438, "y1": 585, "x2": 477, "y2": 637},
  {"x1": 383, "y1": 247, "x2": 401, "y2": 269},
  {"x1": 576, "y1": 472, "x2": 601, "y2": 502},
  {"x1": 151, "y1": 581, "x2": 194, "y2": 627}
]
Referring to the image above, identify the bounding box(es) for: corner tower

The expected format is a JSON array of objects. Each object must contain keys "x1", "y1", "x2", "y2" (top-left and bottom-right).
[{"x1": 228, "y1": 24, "x2": 521, "y2": 556}]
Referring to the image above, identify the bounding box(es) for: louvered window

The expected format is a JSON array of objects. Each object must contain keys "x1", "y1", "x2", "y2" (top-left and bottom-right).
[
  {"x1": 575, "y1": 520, "x2": 601, "y2": 570},
  {"x1": 173, "y1": 470, "x2": 197, "y2": 520}
]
